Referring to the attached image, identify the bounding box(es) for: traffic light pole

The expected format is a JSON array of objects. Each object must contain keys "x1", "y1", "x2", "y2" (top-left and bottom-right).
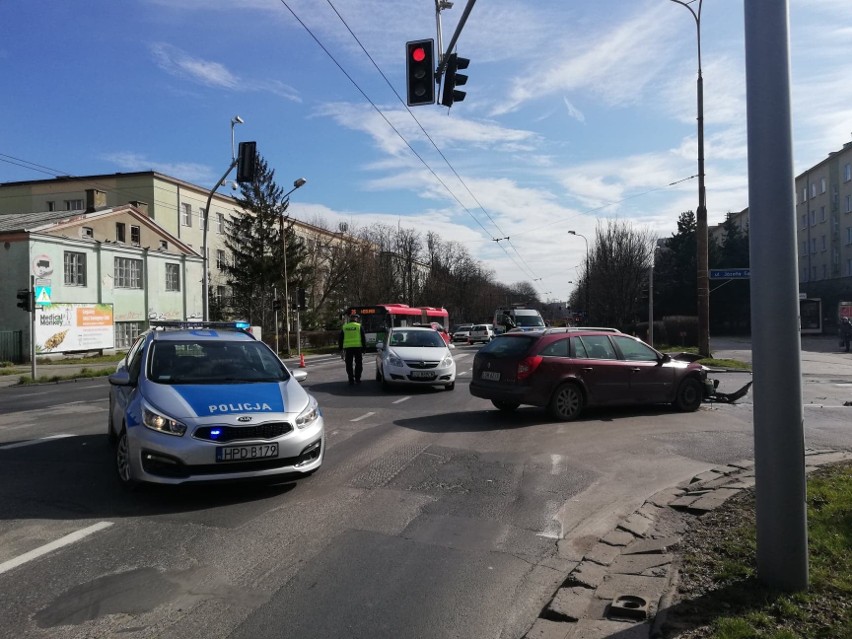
[
  {"x1": 29, "y1": 275, "x2": 36, "y2": 380},
  {"x1": 434, "y1": 0, "x2": 478, "y2": 79}
]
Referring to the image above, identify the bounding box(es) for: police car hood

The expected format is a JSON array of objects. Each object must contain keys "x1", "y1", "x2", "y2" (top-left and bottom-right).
[
  {"x1": 144, "y1": 380, "x2": 307, "y2": 420},
  {"x1": 389, "y1": 345, "x2": 449, "y2": 360}
]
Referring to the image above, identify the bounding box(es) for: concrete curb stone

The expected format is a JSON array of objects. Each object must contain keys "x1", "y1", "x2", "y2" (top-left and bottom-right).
[{"x1": 523, "y1": 448, "x2": 852, "y2": 639}]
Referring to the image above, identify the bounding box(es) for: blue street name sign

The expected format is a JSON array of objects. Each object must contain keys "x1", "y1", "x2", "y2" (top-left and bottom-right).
[{"x1": 709, "y1": 268, "x2": 750, "y2": 279}]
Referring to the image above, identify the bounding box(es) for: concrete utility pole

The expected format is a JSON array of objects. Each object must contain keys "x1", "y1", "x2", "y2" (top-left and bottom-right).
[{"x1": 744, "y1": 0, "x2": 808, "y2": 591}]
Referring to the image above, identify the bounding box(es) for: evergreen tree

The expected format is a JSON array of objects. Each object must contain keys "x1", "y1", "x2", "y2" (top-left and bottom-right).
[
  {"x1": 221, "y1": 156, "x2": 307, "y2": 338},
  {"x1": 710, "y1": 216, "x2": 750, "y2": 333},
  {"x1": 654, "y1": 211, "x2": 698, "y2": 317}
]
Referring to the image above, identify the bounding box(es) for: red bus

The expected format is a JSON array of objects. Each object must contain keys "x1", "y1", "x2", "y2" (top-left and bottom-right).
[{"x1": 346, "y1": 304, "x2": 450, "y2": 349}]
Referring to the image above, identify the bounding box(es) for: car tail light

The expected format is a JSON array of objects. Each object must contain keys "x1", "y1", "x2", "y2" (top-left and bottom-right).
[{"x1": 517, "y1": 355, "x2": 542, "y2": 380}]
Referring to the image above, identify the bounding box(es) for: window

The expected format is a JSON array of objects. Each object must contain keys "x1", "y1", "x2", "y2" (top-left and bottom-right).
[
  {"x1": 612, "y1": 335, "x2": 658, "y2": 361},
  {"x1": 810, "y1": 183, "x2": 816, "y2": 198},
  {"x1": 802, "y1": 240, "x2": 808, "y2": 254},
  {"x1": 821, "y1": 235, "x2": 826, "y2": 251},
  {"x1": 130, "y1": 225, "x2": 141, "y2": 246},
  {"x1": 216, "y1": 249, "x2": 226, "y2": 270},
  {"x1": 801, "y1": 187, "x2": 807, "y2": 202},
  {"x1": 82, "y1": 227, "x2": 94, "y2": 238},
  {"x1": 846, "y1": 228, "x2": 852, "y2": 245},
  {"x1": 115, "y1": 322, "x2": 144, "y2": 349},
  {"x1": 822, "y1": 264, "x2": 827, "y2": 279},
  {"x1": 114, "y1": 257, "x2": 143, "y2": 288},
  {"x1": 116, "y1": 222, "x2": 126, "y2": 243},
  {"x1": 47, "y1": 201, "x2": 55, "y2": 211},
  {"x1": 821, "y1": 177, "x2": 826, "y2": 194},
  {"x1": 200, "y1": 208, "x2": 207, "y2": 229},
  {"x1": 64, "y1": 251, "x2": 87, "y2": 286},
  {"x1": 811, "y1": 238, "x2": 817, "y2": 254},
  {"x1": 848, "y1": 260, "x2": 852, "y2": 277},
  {"x1": 217, "y1": 212, "x2": 225, "y2": 234},
  {"x1": 540, "y1": 338, "x2": 569, "y2": 357},
  {"x1": 809, "y1": 211, "x2": 815, "y2": 226},
  {"x1": 165, "y1": 263, "x2": 180, "y2": 291},
  {"x1": 801, "y1": 214, "x2": 807, "y2": 229},
  {"x1": 182, "y1": 202, "x2": 192, "y2": 227},
  {"x1": 159, "y1": 240, "x2": 168, "y2": 250},
  {"x1": 820, "y1": 206, "x2": 826, "y2": 223},
  {"x1": 846, "y1": 194, "x2": 852, "y2": 214},
  {"x1": 578, "y1": 335, "x2": 617, "y2": 360},
  {"x1": 845, "y1": 164, "x2": 851, "y2": 182},
  {"x1": 65, "y1": 199, "x2": 83, "y2": 211}
]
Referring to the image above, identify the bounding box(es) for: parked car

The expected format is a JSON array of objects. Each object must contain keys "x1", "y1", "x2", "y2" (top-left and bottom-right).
[
  {"x1": 469, "y1": 328, "x2": 710, "y2": 421},
  {"x1": 375, "y1": 326, "x2": 456, "y2": 390},
  {"x1": 107, "y1": 321, "x2": 324, "y2": 487},
  {"x1": 467, "y1": 324, "x2": 494, "y2": 344},
  {"x1": 452, "y1": 324, "x2": 474, "y2": 343}
]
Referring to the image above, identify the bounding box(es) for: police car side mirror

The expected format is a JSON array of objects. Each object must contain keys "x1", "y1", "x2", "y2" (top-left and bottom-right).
[
  {"x1": 292, "y1": 370, "x2": 308, "y2": 383},
  {"x1": 108, "y1": 370, "x2": 133, "y2": 386}
]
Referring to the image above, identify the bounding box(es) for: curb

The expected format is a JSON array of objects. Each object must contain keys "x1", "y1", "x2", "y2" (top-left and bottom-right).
[{"x1": 523, "y1": 448, "x2": 852, "y2": 639}]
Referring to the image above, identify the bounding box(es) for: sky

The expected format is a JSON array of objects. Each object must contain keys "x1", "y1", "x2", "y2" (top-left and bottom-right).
[{"x1": 2, "y1": 0, "x2": 851, "y2": 304}]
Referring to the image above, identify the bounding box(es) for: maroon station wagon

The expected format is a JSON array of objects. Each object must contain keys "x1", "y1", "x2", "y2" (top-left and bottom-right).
[{"x1": 469, "y1": 328, "x2": 709, "y2": 421}]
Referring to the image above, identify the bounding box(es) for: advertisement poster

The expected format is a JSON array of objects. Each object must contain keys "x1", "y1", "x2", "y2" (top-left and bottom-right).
[{"x1": 35, "y1": 304, "x2": 115, "y2": 353}]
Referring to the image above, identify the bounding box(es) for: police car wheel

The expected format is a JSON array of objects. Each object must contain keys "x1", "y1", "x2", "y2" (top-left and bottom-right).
[{"x1": 115, "y1": 427, "x2": 139, "y2": 489}]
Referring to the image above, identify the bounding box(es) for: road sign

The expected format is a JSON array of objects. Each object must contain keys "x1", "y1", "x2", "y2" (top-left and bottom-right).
[
  {"x1": 35, "y1": 286, "x2": 51, "y2": 305},
  {"x1": 709, "y1": 268, "x2": 750, "y2": 279}
]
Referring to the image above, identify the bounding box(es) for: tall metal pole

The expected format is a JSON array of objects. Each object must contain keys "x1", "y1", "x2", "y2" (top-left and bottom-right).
[
  {"x1": 201, "y1": 159, "x2": 238, "y2": 322},
  {"x1": 278, "y1": 178, "x2": 307, "y2": 359},
  {"x1": 744, "y1": 0, "x2": 808, "y2": 592},
  {"x1": 670, "y1": 0, "x2": 710, "y2": 357},
  {"x1": 569, "y1": 231, "x2": 590, "y2": 323}
]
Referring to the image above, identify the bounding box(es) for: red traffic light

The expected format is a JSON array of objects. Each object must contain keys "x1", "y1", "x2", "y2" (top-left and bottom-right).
[{"x1": 411, "y1": 47, "x2": 426, "y2": 63}]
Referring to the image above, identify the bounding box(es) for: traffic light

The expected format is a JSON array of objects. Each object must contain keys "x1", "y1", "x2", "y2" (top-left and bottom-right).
[
  {"x1": 236, "y1": 141, "x2": 258, "y2": 183},
  {"x1": 440, "y1": 53, "x2": 469, "y2": 108},
  {"x1": 16, "y1": 288, "x2": 32, "y2": 312},
  {"x1": 273, "y1": 298, "x2": 282, "y2": 311},
  {"x1": 406, "y1": 39, "x2": 435, "y2": 106},
  {"x1": 298, "y1": 287, "x2": 307, "y2": 311}
]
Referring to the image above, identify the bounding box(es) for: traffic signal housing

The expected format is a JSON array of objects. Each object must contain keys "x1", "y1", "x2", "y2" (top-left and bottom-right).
[
  {"x1": 406, "y1": 39, "x2": 435, "y2": 106},
  {"x1": 297, "y1": 287, "x2": 307, "y2": 311},
  {"x1": 236, "y1": 141, "x2": 258, "y2": 183},
  {"x1": 440, "y1": 53, "x2": 469, "y2": 108},
  {"x1": 16, "y1": 288, "x2": 32, "y2": 312}
]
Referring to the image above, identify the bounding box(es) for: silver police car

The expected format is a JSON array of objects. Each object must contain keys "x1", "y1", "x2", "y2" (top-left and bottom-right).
[{"x1": 107, "y1": 322, "x2": 324, "y2": 487}]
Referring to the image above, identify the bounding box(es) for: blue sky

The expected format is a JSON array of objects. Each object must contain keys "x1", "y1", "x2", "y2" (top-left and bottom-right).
[{"x1": 2, "y1": 0, "x2": 851, "y2": 302}]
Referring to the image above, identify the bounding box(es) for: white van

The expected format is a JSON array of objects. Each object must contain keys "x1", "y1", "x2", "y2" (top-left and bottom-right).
[{"x1": 493, "y1": 308, "x2": 545, "y2": 334}]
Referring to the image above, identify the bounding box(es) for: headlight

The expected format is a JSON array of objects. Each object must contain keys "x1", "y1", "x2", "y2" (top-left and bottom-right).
[
  {"x1": 388, "y1": 351, "x2": 404, "y2": 368},
  {"x1": 143, "y1": 408, "x2": 187, "y2": 436},
  {"x1": 295, "y1": 395, "x2": 320, "y2": 429},
  {"x1": 441, "y1": 354, "x2": 454, "y2": 368}
]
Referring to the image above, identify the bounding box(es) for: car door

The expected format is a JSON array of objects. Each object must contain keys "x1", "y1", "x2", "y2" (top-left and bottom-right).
[
  {"x1": 112, "y1": 338, "x2": 146, "y2": 429},
  {"x1": 573, "y1": 334, "x2": 630, "y2": 404},
  {"x1": 611, "y1": 335, "x2": 675, "y2": 403}
]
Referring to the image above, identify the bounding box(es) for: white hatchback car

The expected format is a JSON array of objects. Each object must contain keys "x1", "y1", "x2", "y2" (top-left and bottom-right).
[
  {"x1": 467, "y1": 324, "x2": 494, "y2": 344},
  {"x1": 375, "y1": 326, "x2": 456, "y2": 391}
]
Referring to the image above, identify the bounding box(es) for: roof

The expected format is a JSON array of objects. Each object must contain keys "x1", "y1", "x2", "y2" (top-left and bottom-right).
[{"x1": 0, "y1": 209, "x2": 87, "y2": 233}]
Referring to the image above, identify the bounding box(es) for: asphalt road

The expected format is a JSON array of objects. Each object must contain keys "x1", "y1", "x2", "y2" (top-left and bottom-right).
[{"x1": 0, "y1": 339, "x2": 850, "y2": 639}]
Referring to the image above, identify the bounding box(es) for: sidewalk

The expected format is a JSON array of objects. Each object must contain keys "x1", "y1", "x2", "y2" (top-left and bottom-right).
[{"x1": 522, "y1": 448, "x2": 852, "y2": 639}]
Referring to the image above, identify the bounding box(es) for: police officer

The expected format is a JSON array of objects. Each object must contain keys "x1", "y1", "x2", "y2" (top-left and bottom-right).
[{"x1": 338, "y1": 311, "x2": 367, "y2": 385}]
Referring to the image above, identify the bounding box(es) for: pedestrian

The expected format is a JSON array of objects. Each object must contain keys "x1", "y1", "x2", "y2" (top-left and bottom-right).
[
  {"x1": 339, "y1": 311, "x2": 367, "y2": 385},
  {"x1": 840, "y1": 317, "x2": 852, "y2": 353}
]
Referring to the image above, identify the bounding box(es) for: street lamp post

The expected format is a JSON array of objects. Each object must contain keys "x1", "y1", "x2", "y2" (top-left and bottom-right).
[
  {"x1": 201, "y1": 116, "x2": 245, "y2": 322},
  {"x1": 279, "y1": 177, "x2": 307, "y2": 358},
  {"x1": 230, "y1": 115, "x2": 244, "y2": 161},
  {"x1": 670, "y1": 0, "x2": 710, "y2": 357},
  {"x1": 568, "y1": 231, "x2": 590, "y2": 323}
]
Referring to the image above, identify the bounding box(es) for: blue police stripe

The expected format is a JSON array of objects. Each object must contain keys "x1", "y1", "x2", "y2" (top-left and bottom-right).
[{"x1": 173, "y1": 383, "x2": 285, "y2": 416}]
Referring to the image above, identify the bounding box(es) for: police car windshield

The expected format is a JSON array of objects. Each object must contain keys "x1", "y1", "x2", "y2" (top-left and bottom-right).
[{"x1": 149, "y1": 340, "x2": 288, "y2": 384}]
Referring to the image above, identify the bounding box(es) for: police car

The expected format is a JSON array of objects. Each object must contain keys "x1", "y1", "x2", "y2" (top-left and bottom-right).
[{"x1": 107, "y1": 321, "x2": 324, "y2": 487}]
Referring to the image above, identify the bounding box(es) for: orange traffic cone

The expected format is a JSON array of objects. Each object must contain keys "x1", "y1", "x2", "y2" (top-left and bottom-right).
[{"x1": 299, "y1": 353, "x2": 306, "y2": 368}]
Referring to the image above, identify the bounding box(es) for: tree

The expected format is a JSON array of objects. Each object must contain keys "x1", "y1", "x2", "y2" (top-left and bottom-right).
[
  {"x1": 654, "y1": 211, "x2": 698, "y2": 318},
  {"x1": 220, "y1": 155, "x2": 307, "y2": 339},
  {"x1": 710, "y1": 216, "x2": 750, "y2": 333}
]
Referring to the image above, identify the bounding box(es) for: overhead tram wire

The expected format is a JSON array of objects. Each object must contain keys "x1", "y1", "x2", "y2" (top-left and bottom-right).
[{"x1": 279, "y1": 0, "x2": 543, "y2": 284}]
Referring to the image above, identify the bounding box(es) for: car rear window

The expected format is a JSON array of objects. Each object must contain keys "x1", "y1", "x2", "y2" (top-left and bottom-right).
[{"x1": 478, "y1": 334, "x2": 536, "y2": 357}]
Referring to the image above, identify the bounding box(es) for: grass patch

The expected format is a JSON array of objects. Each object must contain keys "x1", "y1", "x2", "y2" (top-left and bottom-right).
[
  {"x1": 16, "y1": 367, "x2": 114, "y2": 385},
  {"x1": 664, "y1": 462, "x2": 852, "y2": 638}
]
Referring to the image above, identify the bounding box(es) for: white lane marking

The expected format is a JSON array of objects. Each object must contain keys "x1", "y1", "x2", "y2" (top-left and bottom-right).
[
  {"x1": 0, "y1": 521, "x2": 113, "y2": 575},
  {"x1": 456, "y1": 370, "x2": 467, "y2": 377},
  {"x1": 551, "y1": 454, "x2": 563, "y2": 475},
  {"x1": 393, "y1": 396, "x2": 411, "y2": 404},
  {"x1": 0, "y1": 434, "x2": 75, "y2": 450},
  {"x1": 351, "y1": 412, "x2": 375, "y2": 422}
]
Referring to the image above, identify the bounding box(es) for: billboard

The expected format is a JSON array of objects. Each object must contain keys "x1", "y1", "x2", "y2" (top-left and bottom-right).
[{"x1": 35, "y1": 304, "x2": 115, "y2": 354}]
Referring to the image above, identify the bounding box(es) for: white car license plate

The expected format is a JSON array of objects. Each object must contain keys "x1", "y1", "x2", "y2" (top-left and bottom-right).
[
  {"x1": 216, "y1": 442, "x2": 279, "y2": 462},
  {"x1": 411, "y1": 371, "x2": 435, "y2": 379},
  {"x1": 481, "y1": 371, "x2": 500, "y2": 381}
]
